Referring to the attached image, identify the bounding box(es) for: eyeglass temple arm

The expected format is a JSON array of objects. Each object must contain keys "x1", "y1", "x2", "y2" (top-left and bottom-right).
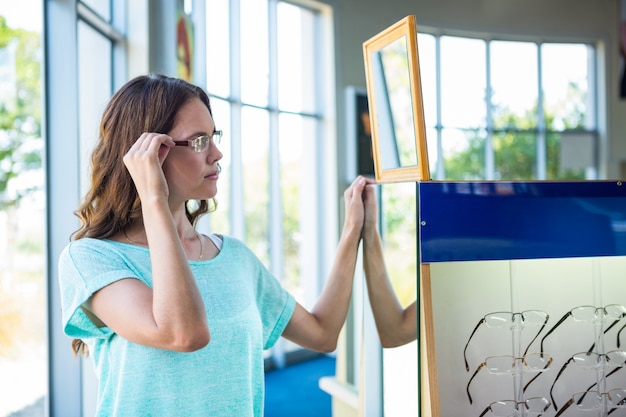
[
  {"x1": 477, "y1": 404, "x2": 491, "y2": 417},
  {"x1": 465, "y1": 362, "x2": 485, "y2": 405},
  {"x1": 523, "y1": 320, "x2": 548, "y2": 356},
  {"x1": 463, "y1": 318, "x2": 485, "y2": 372},
  {"x1": 549, "y1": 358, "x2": 573, "y2": 411},
  {"x1": 540, "y1": 312, "x2": 571, "y2": 353},
  {"x1": 618, "y1": 323, "x2": 626, "y2": 349},
  {"x1": 554, "y1": 397, "x2": 574, "y2": 417}
]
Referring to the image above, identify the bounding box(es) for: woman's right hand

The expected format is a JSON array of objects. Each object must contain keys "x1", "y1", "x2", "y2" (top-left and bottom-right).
[{"x1": 122, "y1": 132, "x2": 175, "y2": 203}]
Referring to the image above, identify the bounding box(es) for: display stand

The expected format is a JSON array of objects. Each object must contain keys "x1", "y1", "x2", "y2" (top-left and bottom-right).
[{"x1": 418, "y1": 180, "x2": 626, "y2": 417}]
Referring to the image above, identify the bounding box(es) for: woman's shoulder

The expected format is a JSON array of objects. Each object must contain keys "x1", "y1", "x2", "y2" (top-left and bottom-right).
[
  {"x1": 61, "y1": 237, "x2": 143, "y2": 262},
  {"x1": 215, "y1": 235, "x2": 258, "y2": 260},
  {"x1": 65, "y1": 237, "x2": 123, "y2": 251}
]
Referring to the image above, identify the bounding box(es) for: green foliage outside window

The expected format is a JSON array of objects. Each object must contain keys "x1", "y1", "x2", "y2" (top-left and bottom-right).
[{"x1": 0, "y1": 16, "x2": 42, "y2": 209}]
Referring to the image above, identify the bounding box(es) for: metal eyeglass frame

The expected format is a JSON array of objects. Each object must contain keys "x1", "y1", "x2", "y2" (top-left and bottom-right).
[
  {"x1": 478, "y1": 397, "x2": 551, "y2": 417},
  {"x1": 173, "y1": 129, "x2": 223, "y2": 152},
  {"x1": 463, "y1": 310, "x2": 549, "y2": 373},
  {"x1": 466, "y1": 353, "x2": 553, "y2": 405}
]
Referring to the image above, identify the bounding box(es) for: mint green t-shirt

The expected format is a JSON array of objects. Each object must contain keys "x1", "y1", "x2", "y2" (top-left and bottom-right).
[{"x1": 58, "y1": 235, "x2": 296, "y2": 417}]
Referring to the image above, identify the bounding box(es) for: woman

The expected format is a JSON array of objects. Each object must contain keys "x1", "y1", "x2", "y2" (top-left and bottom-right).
[{"x1": 58, "y1": 74, "x2": 374, "y2": 416}]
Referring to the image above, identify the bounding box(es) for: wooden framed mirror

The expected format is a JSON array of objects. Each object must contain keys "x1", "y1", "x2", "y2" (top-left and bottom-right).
[{"x1": 362, "y1": 15, "x2": 430, "y2": 183}]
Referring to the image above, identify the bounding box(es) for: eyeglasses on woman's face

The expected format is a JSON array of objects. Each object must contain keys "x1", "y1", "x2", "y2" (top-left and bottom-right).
[{"x1": 173, "y1": 129, "x2": 223, "y2": 152}]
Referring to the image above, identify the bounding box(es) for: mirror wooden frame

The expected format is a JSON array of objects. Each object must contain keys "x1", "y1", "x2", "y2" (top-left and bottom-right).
[{"x1": 362, "y1": 15, "x2": 430, "y2": 183}]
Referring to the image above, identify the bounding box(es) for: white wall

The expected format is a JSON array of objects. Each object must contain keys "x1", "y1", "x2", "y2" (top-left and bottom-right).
[{"x1": 329, "y1": 0, "x2": 624, "y2": 179}]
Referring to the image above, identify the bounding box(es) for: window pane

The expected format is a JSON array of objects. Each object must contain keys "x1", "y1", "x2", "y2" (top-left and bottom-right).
[
  {"x1": 277, "y1": 3, "x2": 316, "y2": 113},
  {"x1": 279, "y1": 114, "x2": 304, "y2": 298},
  {"x1": 442, "y1": 128, "x2": 487, "y2": 180},
  {"x1": 78, "y1": 20, "x2": 112, "y2": 196},
  {"x1": 547, "y1": 132, "x2": 589, "y2": 180},
  {"x1": 205, "y1": 0, "x2": 230, "y2": 97},
  {"x1": 278, "y1": 113, "x2": 317, "y2": 299},
  {"x1": 205, "y1": 98, "x2": 231, "y2": 235},
  {"x1": 241, "y1": 106, "x2": 269, "y2": 265},
  {"x1": 240, "y1": 0, "x2": 268, "y2": 106},
  {"x1": 440, "y1": 36, "x2": 486, "y2": 128},
  {"x1": 0, "y1": 2, "x2": 46, "y2": 416},
  {"x1": 418, "y1": 33, "x2": 437, "y2": 128},
  {"x1": 493, "y1": 132, "x2": 537, "y2": 180},
  {"x1": 491, "y1": 40, "x2": 538, "y2": 129},
  {"x1": 542, "y1": 43, "x2": 590, "y2": 131}
]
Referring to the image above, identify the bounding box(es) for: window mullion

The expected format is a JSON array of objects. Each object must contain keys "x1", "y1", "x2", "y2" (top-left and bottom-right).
[
  {"x1": 435, "y1": 35, "x2": 444, "y2": 180},
  {"x1": 537, "y1": 43, "x2": 546, "y2": 180},
  {"x1": 485, "y1": 40, "x2": 495, "y2": 180},
  {"x1": 229, "y1": 0, "x2": 245, "y2": 240},
  {"x1": 267, "y1": 0, "x2": 282, "y2": 280}
]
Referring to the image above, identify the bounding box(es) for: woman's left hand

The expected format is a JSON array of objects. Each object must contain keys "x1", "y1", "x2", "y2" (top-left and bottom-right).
[{"x1": 342, "y1": 175, "x2": 376, "y2": 235}]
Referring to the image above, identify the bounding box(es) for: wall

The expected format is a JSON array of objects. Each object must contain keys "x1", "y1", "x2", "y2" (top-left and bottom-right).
[{"x1": 329, "y1": 0, "x2": 624, "y2": 180}]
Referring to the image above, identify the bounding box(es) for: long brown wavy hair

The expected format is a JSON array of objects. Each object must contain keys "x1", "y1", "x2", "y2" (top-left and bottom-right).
[{"x1": 70, "y1": 74, "x2": 216, "y2": 356}]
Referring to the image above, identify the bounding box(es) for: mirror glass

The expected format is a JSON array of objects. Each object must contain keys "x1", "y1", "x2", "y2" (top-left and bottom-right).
[
  {"x1": 363, "y1": 15, "x2": 429, "y2": 183},
  {"x1": 371, "y1": 35, "x2": 418, "y2": 170}
]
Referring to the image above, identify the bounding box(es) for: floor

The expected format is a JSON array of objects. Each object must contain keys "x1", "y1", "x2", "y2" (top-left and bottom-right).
[{"x1": 264, "y1": 355, "x2": 336, "y2": 417}]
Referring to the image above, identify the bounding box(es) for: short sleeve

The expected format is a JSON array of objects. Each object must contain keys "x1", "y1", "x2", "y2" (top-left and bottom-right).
[
  {"x1": 57, "y1": 239, "x2": 144, "y2": 339},
  {"x1": 253, "y1": 262, "x2": 296, "y2": 349}
]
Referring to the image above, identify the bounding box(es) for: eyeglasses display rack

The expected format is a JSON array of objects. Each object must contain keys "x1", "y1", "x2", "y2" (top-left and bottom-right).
[{"x1": 418, "y1": 180, "x2": 626, "y2": 417}]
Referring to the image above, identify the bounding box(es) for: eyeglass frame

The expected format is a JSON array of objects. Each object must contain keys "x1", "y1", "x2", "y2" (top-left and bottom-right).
[
  {"x1": 540, "y1": 304, "x2": 626, "y2": 354},
  {"x1": 173, "y1": 129, "x2": 223, "y2": 152},
  {"x1": 463, "y1": 310, "x2": 549, "y2": 372},
  {"x1": 554, "y1": 388, "x2": 626, "y2": 416},
  {"x1": 466, "y1": 353, "x2": 553, "y2": 405},
  {"x1": 478, "y1": 396, "x2": 551, "y2": 417}
]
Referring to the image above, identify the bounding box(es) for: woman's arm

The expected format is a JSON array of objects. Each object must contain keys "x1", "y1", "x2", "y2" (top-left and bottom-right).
[
  {"x1": 361, "y1": 185, "x2": 417, "y2": 348},
  {"x1": 281, "y1": 176, "x2": 374, "y2": 352}
]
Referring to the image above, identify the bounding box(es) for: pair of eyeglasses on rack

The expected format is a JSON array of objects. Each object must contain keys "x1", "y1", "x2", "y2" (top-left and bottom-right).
[
  {"x1": 555, "y1": 388, "x2": 626, "y2": 416},
  {"x1": 540, "y1": 305, "x2": 626, "y2": 353},
  {"x1": 466, "y1": 353, "x2": 553, "y2": 404},
  {"x1": 464, "y1": 310, "x2": 549, "y2": 372},
  {"x1": 173, "y1": 129, "x2": 223, "y2": 152},
  {"x1": 549, "y1": 350, "x2": 626, "y2": 411},
  {"x1": 478, "y1": 397, "x2": 550, "y2": 417}
]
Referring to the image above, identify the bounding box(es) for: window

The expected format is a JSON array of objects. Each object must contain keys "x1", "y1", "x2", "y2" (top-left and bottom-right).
[
  {"x1": 0, "y1": 2, "x2": 45, "y2": 416},
  {"x1": 205, "y1": 0, "x2": 334, "y2": 364},
  {"x1": 418, "y1": 32, "x2": 598, "y2": 181}
]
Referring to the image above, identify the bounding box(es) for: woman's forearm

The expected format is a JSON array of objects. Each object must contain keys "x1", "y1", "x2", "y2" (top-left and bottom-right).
[{"x1": 142, "y1": 199, "x2": 210, "y2": 349}]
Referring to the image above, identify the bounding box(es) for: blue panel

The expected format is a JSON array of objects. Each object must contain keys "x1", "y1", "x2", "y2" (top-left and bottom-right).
[{"x1": 419, "y1": 181, "x2": 626, "y2": 262}]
